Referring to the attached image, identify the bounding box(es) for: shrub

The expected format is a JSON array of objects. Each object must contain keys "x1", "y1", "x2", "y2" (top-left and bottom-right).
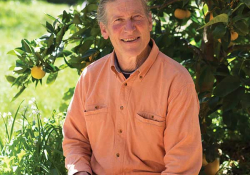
[{"x1": 0, "y1": 99, "x2": 66, "y2": 174}]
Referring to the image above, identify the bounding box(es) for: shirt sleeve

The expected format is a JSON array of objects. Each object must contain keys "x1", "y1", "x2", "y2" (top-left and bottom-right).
[
  {"x1": 62, "y1": 75, "x2": 93, "y2": 175},
  {"x1": 162, "y1": 83, "x2": 202, "y2": 175}
]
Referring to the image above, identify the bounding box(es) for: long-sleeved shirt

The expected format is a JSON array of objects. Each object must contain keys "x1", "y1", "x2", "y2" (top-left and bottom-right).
[{"x1": 62, "y1": 39, "x2": 202, "y2": 175}]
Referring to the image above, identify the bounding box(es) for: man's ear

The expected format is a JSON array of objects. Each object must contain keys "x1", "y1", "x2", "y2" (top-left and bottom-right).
[
  {"x1": 148, "y1": 13, "x2": 153, "y2": 31},
  {"x1": 100, "y1": 22, "x2": 109, "y2": 39}
]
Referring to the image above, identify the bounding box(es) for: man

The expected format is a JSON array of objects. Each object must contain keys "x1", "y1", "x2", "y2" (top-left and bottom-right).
[{"x1": 62, "y1": 0, "x2": 202, "y2": 174}]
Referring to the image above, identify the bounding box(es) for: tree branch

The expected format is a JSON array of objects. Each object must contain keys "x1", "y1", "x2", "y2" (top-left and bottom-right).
[
  {"x1": 150, "y1": 0, "x2": 181, "y2": 10},
  {"x1": 227, "y1": 44, "x2": 250, "y2": 55},
  {"x1": 182, "y1": 39, "x2": 203, "y2": 59}
]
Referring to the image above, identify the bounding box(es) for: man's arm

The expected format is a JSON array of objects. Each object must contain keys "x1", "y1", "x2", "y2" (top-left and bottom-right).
[
  {"x1": 62, "y1": 75, "x2": 92, "y2": 175},
  {"x1": 162, "y1": 83, "x2": 202, "y2": 175}
]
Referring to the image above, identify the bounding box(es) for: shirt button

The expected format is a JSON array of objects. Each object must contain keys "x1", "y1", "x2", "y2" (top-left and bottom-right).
[
  {"x1": 124, "y1": 83, "x2": 127, "y2": 86},
  {"x1": 151, "y1": 115, "x2": 154, "y2": 119},
  {"x1": 116, "y1": 153, "x2": 120, "y2": 157},
  {"x1": 119, "y1": 129, "x2": 123, "y2": 133},
  {"x1": 95, "y1": 106, "x2": 99, "y2": 109},
  {"x1": 120, "y1": 106, "x2": 124, "y2": 110},
  {"x1": 139, "y1": 76, "x2": 143, "y2": 79}
]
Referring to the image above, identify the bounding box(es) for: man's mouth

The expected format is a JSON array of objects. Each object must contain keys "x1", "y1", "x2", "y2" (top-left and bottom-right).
[{"x1": 121, "y1": 37, "x2": 140, "y2": 42}]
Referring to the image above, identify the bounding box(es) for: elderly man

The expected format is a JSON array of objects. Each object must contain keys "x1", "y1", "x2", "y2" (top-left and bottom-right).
[{"x1": 62, "y1": 0, "x2": 202, "y2": 174}]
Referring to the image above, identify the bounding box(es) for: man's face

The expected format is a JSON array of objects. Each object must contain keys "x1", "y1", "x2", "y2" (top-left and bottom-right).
[{"x1": 100, "y1": 0, "x2": 152, "y2": 59}]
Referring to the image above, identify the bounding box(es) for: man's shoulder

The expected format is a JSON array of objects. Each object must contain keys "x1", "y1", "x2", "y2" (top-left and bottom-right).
[
  {"x1": 86, "y1": 53, "x2": 111, "y2": 71},
  {"x1": 157, "y1": 51, "x2": 194, "y2": 85}
]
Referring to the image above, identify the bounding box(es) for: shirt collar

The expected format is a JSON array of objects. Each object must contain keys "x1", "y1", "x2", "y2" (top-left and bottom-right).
[{"x1": 110, "y1": 39, "x2": 159, "y2": 79}]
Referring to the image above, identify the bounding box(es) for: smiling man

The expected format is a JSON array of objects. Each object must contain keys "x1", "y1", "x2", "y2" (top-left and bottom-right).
[{"x1": 62, "y1": 0, "x2": 202, "y2": 175}]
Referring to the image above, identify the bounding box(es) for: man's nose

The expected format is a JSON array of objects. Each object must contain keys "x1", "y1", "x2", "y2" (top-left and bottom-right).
[{"x1": 124, "y1": 19, "x2": 135, "y2": 32}]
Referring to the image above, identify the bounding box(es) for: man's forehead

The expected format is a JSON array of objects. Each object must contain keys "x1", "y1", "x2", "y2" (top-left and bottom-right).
[{"x1": 105, "y1": 0, "x2": 145, "y2": 16}]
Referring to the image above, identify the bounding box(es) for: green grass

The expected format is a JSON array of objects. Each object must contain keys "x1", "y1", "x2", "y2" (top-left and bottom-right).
[{"x1": 0, "y1": 1, "x2": 79, "y2": 130}]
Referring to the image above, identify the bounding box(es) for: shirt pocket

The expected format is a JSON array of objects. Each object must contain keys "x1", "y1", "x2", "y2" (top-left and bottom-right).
[
  {"x1": 136, "y1": 111, "x2": 165, "y2": 127},
  {"x1": 84, "y1": 104, "x2": 108, "y2": 120}
]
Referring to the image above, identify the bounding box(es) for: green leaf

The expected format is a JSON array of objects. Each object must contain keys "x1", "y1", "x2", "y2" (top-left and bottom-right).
[
  {"x1": 14, "y1": 67, "x2": 27, "y2": 74},
  {"x1": 62, "y1": 10, "x2": 70, "y2": 23},
  {"x1": 7, "y1": 49, "x2": 16, "y2": 56},
  {"x1": 5, "y1": 75, "x2": 16, "y2": 83},
  {"x1": 73, "y1": 14, "x2": 82, "y2": 24},
  {"x1": 208, "y1": 96, "x2": 220, "y2": 109},
  {"x1": 197, "y1": 14, "x2": 228, "y2": 30},
  {"x1": 232, "y1": 3, "x2": 244, "y2": 14},
  {"x1": 241, "y1": 0, "x2": 250, "y2": 8},
  {"x1": 199, "y1": 65, "x2": 215, "y2": 90},
  {"x1": 59, "y1": 64, "x2": 68, "y2": 70},
  {"x1": 62, "y1": 50, "x2": 72, "y2": 57},
  {"x1": 81, "y1": 49, "x2": 97, "y2": 59},
  {"x1": 69, "y1": 28, "x2": 87, "y2": 40},
  {"x1": 9, "y1": 66, "x2": 15, "y2": 71},
  {"x1": 78, "y1": 40, "x2": 93, "y2": 54},
  {"x1": 222, "y1": 94, "x2": 239, "y2": 112},
  {"x1": 9, "y1": 100, "x2": 24, "y2": 140},
  {"x1": 21, "y1": 39, "x2": 32, "y2": 53},
  {"x1": 46, "y1": 72, "x2": 58, "y2": 85},
  {"x1": 16, "y1": 60, "x2": 26, "y2": 67},
  {"x1": 45, "y1": 13, "x2": 57, "y2": 21},
  {"x1": 222, "y1": 111, "x2": 238, "y2": 130},
  {"x1": 62, "y1": 87, "x2": 75, "y2": 100},
  {"x1": 45, "y1": 21, "x2": 54, "y2": 33},
  {"x1": 213, "y1": 76, "x2": 241, "y2": 97},
  {"x1": 56, "y1": 26, "x2": 66, "y2": 45},
  {"x1": 195, "y1": 0, "x2": 202, "y2": 7},
  {"x1": 182, "y1": 0, "x2": 190, "y2": 7},
  {"x1": 91, "y1": 27, "x2": 100, "y2": 36},
  {"x1": 221, "y1": 29, "x2": 231, "y2": 50},
  {"x1": 12, "y1": 86, "x2": 26, "y2": 101},
  {"x1": 87, "y1": 4, "x2": 98, "y2": 12},
  {"x1": 46, "y1": 63, "x2": 59, "y2": 72},
  {"x1": 63, "y1": 56, "x2": 74, "y2": 68},
  {"x1": 233, "y1": 20, "x2": 249, "y2": 35},
  {"x1": 212, "y1": 24, "x2": 226, "y2": 39},
  {"x1": 47, "y1": 34, "x2": 54, "y2": 48}
]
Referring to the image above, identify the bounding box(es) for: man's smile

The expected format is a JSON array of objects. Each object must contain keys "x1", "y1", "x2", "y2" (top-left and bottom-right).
[{"x1": 121, "y1": 37, "x2": 140, "y2": 42}]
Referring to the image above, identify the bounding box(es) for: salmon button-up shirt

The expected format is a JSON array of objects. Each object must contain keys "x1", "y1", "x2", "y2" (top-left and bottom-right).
[{"x1": 62, "y1": 40, "x2": 202, "y2": 175}]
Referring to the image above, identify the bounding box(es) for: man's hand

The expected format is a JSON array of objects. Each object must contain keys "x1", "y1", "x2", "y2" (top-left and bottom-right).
[{"x1": 74, "y1": 172, "x2": 90, "y2": 175}]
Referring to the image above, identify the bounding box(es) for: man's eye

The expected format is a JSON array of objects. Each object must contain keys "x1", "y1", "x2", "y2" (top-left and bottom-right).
[
  {"x1": 115, "y1": 18, "x2": 123, "y2": 22},
  {"x1": 133, "y1": 15, "x2": 142, "y2": 20}
]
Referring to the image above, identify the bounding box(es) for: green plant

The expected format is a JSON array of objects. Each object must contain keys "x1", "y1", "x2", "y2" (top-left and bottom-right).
[
  {"x1": 0, "y1": 99, "x2": 66, "y2": 174},
  {"x1": 0, "y1": 0, "x2": 76, "y2": 130}
]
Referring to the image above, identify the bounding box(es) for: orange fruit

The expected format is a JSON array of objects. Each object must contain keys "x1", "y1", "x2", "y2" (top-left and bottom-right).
[
  {"x1": 205, "y1": 11, "x2": 214, "y2": 21},
  {"x1": 231, "y1": 31, "x2": 238, "y2": 41},
  {"x1": 80, "y1": 62, "x2": 91, "y2": 73},
  {"x1": 204, "y1": 158, "x2": 220, "y2": 175},
  {"x1": 202, "y1": 154, "x2": 208, "y2": 166},
  {"x1": 31, "y1": 66, "x2": 46, "y2": 79},
  {"x1": 174, "y1": 9, "x2": 187, "y2": 19},
  {"x1": 185, "y1": 10, "x2": 191, "y2": 18},
  {"x1": 209, "y1": 12, "x2": 214, "y2": 20}
]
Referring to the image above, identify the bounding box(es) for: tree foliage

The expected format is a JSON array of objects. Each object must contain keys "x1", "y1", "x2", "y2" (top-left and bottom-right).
[{"x1": 6, "y1": 0, "x2": 250, "y2": 173}]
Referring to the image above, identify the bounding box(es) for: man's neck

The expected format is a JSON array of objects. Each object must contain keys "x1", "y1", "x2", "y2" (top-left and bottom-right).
[{"x1": 115, "y1": 45, "x2": 152, "y2": 72}]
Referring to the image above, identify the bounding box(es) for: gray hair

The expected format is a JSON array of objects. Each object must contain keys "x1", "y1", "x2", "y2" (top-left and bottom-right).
[{"x1": 97, "y1": 0, "x2": 150, "y2": 25}]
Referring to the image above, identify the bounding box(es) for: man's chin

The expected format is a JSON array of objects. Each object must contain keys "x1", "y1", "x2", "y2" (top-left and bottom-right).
[{"x1": 120, "y1": 49, "x2": 143, "y2": 58}]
